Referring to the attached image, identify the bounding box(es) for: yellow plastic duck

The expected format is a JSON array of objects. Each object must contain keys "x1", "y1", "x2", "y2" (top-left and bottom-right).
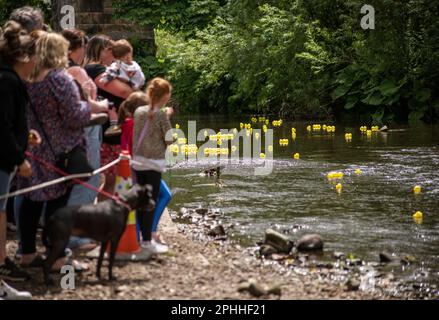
[
  {"x1": 413, "y1": 185, "x2": 422, "y2": 194},
  {"x1": 355, "y1": 169, "x2": 362, "y2": 175},
  {"x1": 327, "y1": 172, "x2": 344, "y2": 180},
  {"x1": 327, "y1": 126, "x2": 336, "y2": 133},
  {"x1": 169, "y1": 144, "x2": 179, "y2": 154},
  {"x1": 260, "y1": 153, "x2": 266, "y2": 159},
  {"x1": 413, "y1": 211, "x2": 423, "y2": 219},
  {"x1": 263, "y1": 125, "x2": 268, "y2": 133},
  {"x1": 336, "y1": 183, "x2": 343, "y2": 193},
  {"x1": 293, "y1": 153, "x2": 300, "y2": 160},
  {"x1": 292, "y1": 132, "x2": 297, "y2": 140}
]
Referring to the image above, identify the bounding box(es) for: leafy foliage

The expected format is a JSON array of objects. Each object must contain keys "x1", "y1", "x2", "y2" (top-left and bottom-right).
[{"x1": 0, "y1": 0, "x2": 51, "y2": 26}]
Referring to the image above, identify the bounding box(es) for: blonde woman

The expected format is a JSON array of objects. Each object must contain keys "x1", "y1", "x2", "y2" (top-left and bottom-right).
[{"x1": 17, "y1": 32, "x2": 91, "y2": 271}]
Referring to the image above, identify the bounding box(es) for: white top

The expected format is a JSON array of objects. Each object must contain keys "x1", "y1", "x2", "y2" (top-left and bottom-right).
[{"x1": 132, "y1": 155, "x2": 167, "y2": 173}]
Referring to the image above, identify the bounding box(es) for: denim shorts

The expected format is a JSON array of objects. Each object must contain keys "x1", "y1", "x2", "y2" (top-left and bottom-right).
[{"x1": 0, "y1": 169, "x2": 14, "y2": 211}]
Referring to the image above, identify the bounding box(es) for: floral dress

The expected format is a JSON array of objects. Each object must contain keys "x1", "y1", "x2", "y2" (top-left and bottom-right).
[{"x1": 17, "y1": 69, "x2": 91, "y2": 202}]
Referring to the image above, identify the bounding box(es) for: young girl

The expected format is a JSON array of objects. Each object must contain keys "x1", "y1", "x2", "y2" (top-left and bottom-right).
[
  {"x1": 119, "y1": 92, "x2": 149, "y2": 155},
  {"x1": 121, "y1": 91, "x2": 173, "y2": 246},
  {"x1": 132, "y1": 78, "x2": 174, "y2": 254}
]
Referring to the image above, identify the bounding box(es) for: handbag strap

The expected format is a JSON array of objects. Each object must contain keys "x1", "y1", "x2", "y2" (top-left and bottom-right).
[
  {"x1": 135, "y1": 118, "x2": 150, "y2": 155},
  {"x1": 28, "y1": 101, "x2": 57, "y2": 158}
]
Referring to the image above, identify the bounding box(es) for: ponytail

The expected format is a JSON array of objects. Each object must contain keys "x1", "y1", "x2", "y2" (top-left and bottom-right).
[
  {"x1": 145, "y1": 77, "x2": 173, "y2": 119},
  {"x1": 0, "y1": 20, "x2": 37, "y2": 65}
]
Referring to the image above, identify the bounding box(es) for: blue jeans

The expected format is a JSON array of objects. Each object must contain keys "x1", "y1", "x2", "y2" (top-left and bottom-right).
[
  {"x1": 68, "y1": 126, "x2": 102, "y2": 206},
  {"x1": 67, "y1": 126, "x2": 102, "y2": 249}
]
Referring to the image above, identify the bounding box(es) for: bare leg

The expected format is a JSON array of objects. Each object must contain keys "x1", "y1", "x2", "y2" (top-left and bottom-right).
[{"x1": 97, "y1": 173, "x2": 115, "y2": 202}]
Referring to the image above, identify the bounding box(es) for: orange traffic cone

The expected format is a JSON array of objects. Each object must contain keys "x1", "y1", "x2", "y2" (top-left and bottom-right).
[{"x1": 111, "y1": 150, "x2": 141, "y2": 254}]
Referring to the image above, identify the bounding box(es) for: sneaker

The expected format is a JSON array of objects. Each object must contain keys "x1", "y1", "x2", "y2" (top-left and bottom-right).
[
  {"x1": 104, "y1": 124, "x2": 122, "y2": 137},
  {"x1": 140, "y1": 240, "x2": 169, "y2": 254},
  {"x1": 86, "y1": 113, "x2": 109, "y2": 127},
  {"x1": 0, "y1": 280, "x2": 32, "y2": 300},
  {"x1": 0, "y1": 258, "x2": 31, "y2": 282}
]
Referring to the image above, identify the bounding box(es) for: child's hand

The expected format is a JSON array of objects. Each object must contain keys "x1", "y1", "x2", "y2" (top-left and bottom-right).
[
  {"x1": 166, "y1": 107, "x2": 174, "y2": 119},
  {"x1": 18, "y1": 160, "x2": 32, "y2": 178},
  {"x1": 28, "y1": 130, "x2": 42, "y2": 146}
]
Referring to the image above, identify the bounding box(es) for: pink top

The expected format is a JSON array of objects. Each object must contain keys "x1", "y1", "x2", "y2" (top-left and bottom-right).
[{"x1": 121, "y1": 117, "x2": 134, "y2": 156}]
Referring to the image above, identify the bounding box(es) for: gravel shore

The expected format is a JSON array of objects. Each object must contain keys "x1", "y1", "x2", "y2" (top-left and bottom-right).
[{"x1": 5, "y1": 209, "x2": 433, "y2": 300}]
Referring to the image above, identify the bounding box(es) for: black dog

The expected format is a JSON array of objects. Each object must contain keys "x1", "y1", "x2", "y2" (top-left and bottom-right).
[{"x1": 43, "y1": 184, "x2": 154, "y2": 285}]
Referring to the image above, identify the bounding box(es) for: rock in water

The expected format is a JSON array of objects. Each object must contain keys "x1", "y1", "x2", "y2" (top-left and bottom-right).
[
  {"x1": 264, "y1": 229, "x2": 294, "y2": 254},
  {"x1": 207, "y1": 225, "x2": 226, "y2": 237},
  {"x1": 346, "y1": 278, "x2": 361, "y2": 291},
  {"x1": 379, "y1": 252, "x2": 406, "y2": 265},
  {"x1": 296, "y1": 234, "x2": 324, "y2": 252},
  {"x1": 195, "y1": 208, "x2": 209, "y2": 215},
  {"x1": 333, "y1": 251, "x2": 346, "y2": 260},
  {"x1": 259, "y1": 244, "x2": 277, "y2": 257}
]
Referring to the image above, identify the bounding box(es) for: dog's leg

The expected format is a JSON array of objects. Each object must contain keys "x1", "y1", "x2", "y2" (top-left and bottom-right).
[
  {"x1": 97, "y1": 241, "x2": 108, "y2": 280},
  {"x1": 108, "y1": 238, "x2": 120, "y2": 281},
  {"x1": 44, "y1": 238, "x2": 68, "y2": 286},
  {"x1": 43, "y1": 221, "x2": 70, "y2": 286}
]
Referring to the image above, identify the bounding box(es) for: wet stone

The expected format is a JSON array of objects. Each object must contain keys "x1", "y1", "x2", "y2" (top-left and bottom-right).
[
  {"x1": 264, "y1": 229, "x2": 294, "y2": 254},
  {"x1": 296, "y1": 234, "x2": 324, "y2": 252}
]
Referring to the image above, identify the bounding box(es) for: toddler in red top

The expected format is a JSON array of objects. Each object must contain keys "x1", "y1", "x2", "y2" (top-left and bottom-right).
[{"x1": 119, "y1": 92, "x2": 149, "y2": 155}]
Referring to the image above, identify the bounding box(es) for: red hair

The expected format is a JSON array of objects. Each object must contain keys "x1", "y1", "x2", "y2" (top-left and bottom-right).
[{"x1": 146, "y1": 77, "x2": 173, "y2": 117}]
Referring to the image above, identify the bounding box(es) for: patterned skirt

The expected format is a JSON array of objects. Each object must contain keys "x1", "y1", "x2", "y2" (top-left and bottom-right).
[{"x1": 101, "y1": 143, "x2": 121, "y2": 176}]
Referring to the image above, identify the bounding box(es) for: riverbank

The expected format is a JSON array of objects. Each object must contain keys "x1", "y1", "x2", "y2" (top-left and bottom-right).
[{"x1": 5, "y1": 209, "x2": 432, "y2": 300}]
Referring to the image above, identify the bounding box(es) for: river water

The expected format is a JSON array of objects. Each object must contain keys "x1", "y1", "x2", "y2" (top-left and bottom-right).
[{"x1": 163, "y1": 115, "x2": 439, "y2": 289}]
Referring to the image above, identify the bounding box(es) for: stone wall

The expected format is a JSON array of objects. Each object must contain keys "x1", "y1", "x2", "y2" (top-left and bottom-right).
[{"x1": 53, "y1": 0, "x2": 154, "y2": 42}]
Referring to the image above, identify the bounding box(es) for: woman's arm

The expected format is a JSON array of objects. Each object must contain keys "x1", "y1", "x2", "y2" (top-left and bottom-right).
[
  {"x1": 95, "y1": 73, "x2": 135, "y2": 99},
  {"x1": 51, "y1": 71, "x2": 91, "y2": 129}
]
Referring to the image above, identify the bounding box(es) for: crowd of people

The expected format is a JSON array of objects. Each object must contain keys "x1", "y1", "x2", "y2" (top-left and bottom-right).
[{"x1": 0, "y1": 6, "x2": 174, "y2": 300}]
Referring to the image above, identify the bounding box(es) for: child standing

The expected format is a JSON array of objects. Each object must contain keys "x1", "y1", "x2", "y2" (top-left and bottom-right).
[
  {"x1": 119, "y1": 92, "x2": 149, "y2": 155},
  {"x1": 132, "y1": 78, "x2": 174, "y2": 254}
]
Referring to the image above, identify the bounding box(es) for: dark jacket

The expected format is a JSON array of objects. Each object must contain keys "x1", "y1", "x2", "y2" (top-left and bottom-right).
[{"x1": 0, "y1": 62, "x2": 29, "y2": 173}]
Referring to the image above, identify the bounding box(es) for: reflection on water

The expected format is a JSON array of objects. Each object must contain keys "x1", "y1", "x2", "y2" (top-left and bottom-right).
[{"x1": 163, "y1": 115, "x2": 439, "y2": 287}]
